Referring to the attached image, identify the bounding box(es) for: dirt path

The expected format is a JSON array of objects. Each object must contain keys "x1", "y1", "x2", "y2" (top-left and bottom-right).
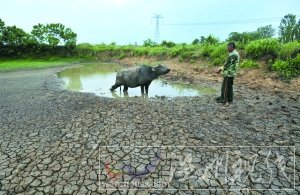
[{"x1": 0, "y1": 64, "x2": 299, "y2": 194}]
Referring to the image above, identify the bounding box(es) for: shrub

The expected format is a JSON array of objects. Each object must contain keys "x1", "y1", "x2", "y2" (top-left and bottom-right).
[
  {"x1": 278, "y1": 41, "x2": 300, "y2": 60},
  {"x1": 272, "y1": 55, "x2": 300, "y2": 79},
  {"x1": 190, "y1": 59, "x2": 196, "y2": 63},
  {"x1": 240, "y1": 59, "x2": 259, "y2": 68},
  {"x1": 245, "y1": 38, "x2": 280, "y2": 59},
  {"x1": 143, "y1": 39, "x2": 157, "y2": 47},
  {"x1": 174, "y1": 44, "x2": 200, "y2": 60},
  {"x1": 288, "y1": 54, "x2": 300, "y2": 76},
  {"x1": 180, "y1": 51, "x2": 195, "y2": 60},
  {"x1": 210, "y1": 44, "x2": 227, "y2": 66},
  {"x1": 77, "y1": 43, "x2": 93, "y2": 50},
  {"x1": 147, "y1": 47, "x2": 167, "y2": 57},
  {"x1": 168, "y1": 46, "x2": 181, "y2": 57},
  {"x1": 212, "y1": 58, "x2": 224, "y2": 66},
  {"x1": 118, "y1": 52, "x2": 126, "y2": 59},
  {"x1": 272, "y1": 60, "x2": 291, "y2": 79},
  {"x1": 160, "y1": 40, "x2": 176, "y2": 48},
  {"x1": 133, "y1": 46, "x2": 148, "y2": 56},
  {"x1": 192, "y1": 51, "x2": 202, "y2": 59},
  {"x1": 200, "y1": 44, "x2": 214, "y2": 57},
  {"x1": 168, "y1": 45, "x2": 188, "y2": 58}
]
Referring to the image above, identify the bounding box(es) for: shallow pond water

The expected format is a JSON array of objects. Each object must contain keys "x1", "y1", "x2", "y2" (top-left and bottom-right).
[{"x1": 58, "y1": 63, "x2": 218, "y2": 98}]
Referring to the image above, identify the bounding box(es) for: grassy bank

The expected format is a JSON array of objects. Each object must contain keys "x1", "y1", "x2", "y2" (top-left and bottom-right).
[
  {"x1": 76, "y1": 40, "x2": 300, "y2": 80},
  {"x1": 1, "y1": 39, "x2": 299, "y2": 80},
  {"x1": 0, "y1": 57, "x2": 91, "y2": 72}
]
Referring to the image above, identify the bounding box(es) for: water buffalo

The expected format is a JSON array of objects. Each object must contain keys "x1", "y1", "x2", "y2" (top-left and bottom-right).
[{"x1": 110, "y1": 64, "x2": 170, "y2": 94}]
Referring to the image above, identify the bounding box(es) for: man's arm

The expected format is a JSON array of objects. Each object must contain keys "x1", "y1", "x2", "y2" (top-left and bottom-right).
[
  {"x1": 215, "y1": 66, "x2": 223, "y2": 74},
  {"x1": 215, "y1": 58, "x2": 229, "y2": 74}
]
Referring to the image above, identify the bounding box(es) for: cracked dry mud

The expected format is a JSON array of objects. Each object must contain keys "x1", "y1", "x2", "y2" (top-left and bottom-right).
[{"x1": 0, "y1": 67, "x2": 299, "y2": 195}]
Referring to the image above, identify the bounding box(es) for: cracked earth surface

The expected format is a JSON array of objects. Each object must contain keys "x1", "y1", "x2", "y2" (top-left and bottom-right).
[{"x1": 0, "y1": 67, "x2": 299, "y2": 194}]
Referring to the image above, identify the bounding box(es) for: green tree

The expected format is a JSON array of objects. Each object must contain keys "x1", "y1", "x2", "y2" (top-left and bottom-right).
[
  {"x1": 2, "y1": 25, "x2": 29, "y2": 46},
  {"x1": 199, "y1": 35, "x2": 219, "y2": 45},
  {"x1": 295, "y1": 20, "x2": 300, "y2": 41},
  {"x1": 278, "y1": 14, "x2": 298, "y2": 43},
  {"x1": 227, "y1": 25, "x2": 275, "y2": 44},
  {"x1": 227, "y1": 32, "x2": 253, "y2": 44},
  {"x1": 191, "y1": 38, "x2": 200, "y2": 45},
  {"x1": 205, "y1": 34, "x2": 219, "y2": 45},
  {"x1": 0, "y1": 19, "x2": 5, "y2": 45},
  {"x1": 160, "y1": 40, "x2": 176, "y2": 47},
  {"x1": 256, "y1": 25, "x2": 275, "y2": 39},
  {"x1": 31, "y1": 23, "x2": 77, "y2": 46},
  {"x1": 31, "y1": 23, "x2": 47, "y2": 44},
  {"x1": 0, "y1": 19, "x2": 4, "y2": 30},
  {"x1": 228, "y1": 32, "x2": 245, "y2": 43},
  {"x1": 62, "y1": 27, "x2": 77, "y2": 47},
  {"x1": 200, "y1": 36, "x2": 206, "y2": 43},
  {"x1": 46, "y1": 23, "x2": 64, "y2": 46},
  {"x1": 143, "y1": 39, "x2": 157, "y2": 47}
]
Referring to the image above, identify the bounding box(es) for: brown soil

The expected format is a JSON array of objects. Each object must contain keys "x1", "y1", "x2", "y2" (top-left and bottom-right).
[{"x1": 116, "y1": 57, "x2": 300, "y2": 95}]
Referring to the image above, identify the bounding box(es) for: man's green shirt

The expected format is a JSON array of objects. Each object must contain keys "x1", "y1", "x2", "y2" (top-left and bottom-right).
[{"x1": 222, "y1": 49, "x2": 240, "y2": 77}]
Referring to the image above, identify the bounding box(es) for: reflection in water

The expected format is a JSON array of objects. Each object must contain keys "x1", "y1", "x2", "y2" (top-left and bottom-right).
[
  {"x1": 111, "y1": 91, "x2": 149, "y2": 99},
  {"x1": 58, "y1": 63, "x2": 218, "y2": 98},
  {"x1": 61, "y1": 71, "x2": 82, "y2": 91}
]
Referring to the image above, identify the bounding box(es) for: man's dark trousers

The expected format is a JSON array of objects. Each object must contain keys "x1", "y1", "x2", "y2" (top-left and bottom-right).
[{"x1": 221, "y1": 76, "x2": 234, "y2": 102}]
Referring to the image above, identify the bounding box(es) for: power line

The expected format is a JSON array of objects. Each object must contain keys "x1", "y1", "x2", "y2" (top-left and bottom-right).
[
  {"x1": 122, "y1": 25, "x2": 153, "y2": 44},
  {"x1": 162, "y1": 16, "x2": 300, "y2": 26}
]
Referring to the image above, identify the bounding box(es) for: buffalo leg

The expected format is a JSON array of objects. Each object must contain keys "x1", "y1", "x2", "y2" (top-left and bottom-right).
[
  {"x1": 145, "y1": 82, "x2": 151, "y2": 94},
  {"x1": 110, "y1": 84, "x2": 121, "y2": 91},
  {"x1": 141, "y1": 86, "x2": 145, "y2": 94},
  {"x1": 123, "y1": 86, "x2": 128, "y2": 93},
  {"x1": 145, "y1": 85, "x2": 149, "y2": 94}
]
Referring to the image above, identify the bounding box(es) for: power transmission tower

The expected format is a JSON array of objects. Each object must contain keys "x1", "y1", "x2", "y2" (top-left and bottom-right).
[{"x1": 152, "y1": 14, "x2": 163, "y2": 43}]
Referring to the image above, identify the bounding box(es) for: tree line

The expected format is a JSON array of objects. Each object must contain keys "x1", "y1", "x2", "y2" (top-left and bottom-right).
[
  {"x1": 143, "y1": 14, "x2": 300, "y2": 47},
  {"x1": 227, "y1": 14, "x2": 300, "y2": 44},
  {"x1": 0, "y1": 19, "x2": 77, "y2": 57}
]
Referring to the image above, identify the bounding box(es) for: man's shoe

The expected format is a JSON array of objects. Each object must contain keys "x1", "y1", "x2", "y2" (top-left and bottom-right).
[
  {"x1": 215, "y1": 97, "x2": 222, "y2": 101},
  {"x1": 216, "y1": 97, "x2": 225, "y2": 103}
]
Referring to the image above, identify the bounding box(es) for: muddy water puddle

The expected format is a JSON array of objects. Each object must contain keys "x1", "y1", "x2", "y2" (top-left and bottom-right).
[{"x1": 58, "y1": 63, "x2": 218, "y2": 98}]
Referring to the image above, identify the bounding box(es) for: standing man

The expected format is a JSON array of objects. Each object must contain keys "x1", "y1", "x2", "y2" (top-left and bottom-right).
[{"x1": 216, "y1": 42, "x2": 240, "y2": 106}]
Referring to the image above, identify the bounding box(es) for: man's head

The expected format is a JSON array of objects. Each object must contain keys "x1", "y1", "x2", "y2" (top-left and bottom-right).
[{"x1": 227, "y1": 42, "x2": 236, "y2": 52}]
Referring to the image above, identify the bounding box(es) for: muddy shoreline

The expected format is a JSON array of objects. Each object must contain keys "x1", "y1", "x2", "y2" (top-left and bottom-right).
[
  {"x1": 117, "y1": 57, "x2": 300, "y2": 96},
  {"x1": 0, "y1": 64, "x2": 299, "y2": 194}
]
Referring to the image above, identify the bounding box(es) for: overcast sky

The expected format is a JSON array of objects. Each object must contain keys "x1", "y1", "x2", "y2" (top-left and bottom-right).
[{"x1": 1, "y1": 0, "x2": 300, "y2": 44}]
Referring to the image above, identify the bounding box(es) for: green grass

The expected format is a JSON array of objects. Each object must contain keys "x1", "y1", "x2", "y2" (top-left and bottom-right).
[{"x1": 0, "y1": 57, "x2": 87, "y2": 71}]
